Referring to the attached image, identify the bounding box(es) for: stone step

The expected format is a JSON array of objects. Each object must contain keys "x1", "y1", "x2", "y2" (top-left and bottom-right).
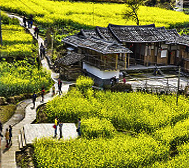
[
  {"x1": 20, "y1": 127, "x2": 26, "y2": 148},
  {"x1": 18, "y1": 133, "x2": 23, "y2": 150}
]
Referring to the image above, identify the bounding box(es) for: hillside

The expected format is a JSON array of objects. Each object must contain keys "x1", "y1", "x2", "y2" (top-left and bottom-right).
[{"x1": 1, "y1": 0, "x2": 189, "y2": 29}]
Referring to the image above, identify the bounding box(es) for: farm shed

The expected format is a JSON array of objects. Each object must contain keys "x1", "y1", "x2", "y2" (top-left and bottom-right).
[
  {"x1": 55, "y1": 52, "x2": 85, "y2": 80},
  {"x1": 61, "y1": 35, "x2": 132, "y2": 85}
]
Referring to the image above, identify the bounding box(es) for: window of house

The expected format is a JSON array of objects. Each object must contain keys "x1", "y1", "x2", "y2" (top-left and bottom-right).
[
  {"x1": 155, "y1": 47, "x2": 158, "y2": 56},
  {"x1": 176, "y1": 50, "x2": 180, "y2": 57},
  {"x1": 148, "y1": 46, "x2": 151, "y2": 56},
  {"x1": 161, "y1": 50, "x2": 167, "y2": 58}
]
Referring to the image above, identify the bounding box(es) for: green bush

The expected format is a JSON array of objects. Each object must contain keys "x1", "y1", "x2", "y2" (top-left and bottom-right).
[
  {"x1": 82, "y1": 117, "x2": 116, "y2": 139},
  {"x1": 43, "y1": 88, "x2": 97, "y2": 123},
  {"x1": 154, "y1": 118, "x2": 189, "y2": 147},
  {"x1": 43, "y1": 87, "x2": 189, "y2": 133},
  {"x1": 152, "y1": 143, "x2": 189, "y2": 167},
  {"x1": 33, "y1": 134, "x2": 169, "y2": 168},
  {"x1": 76, "y1": 76, "x2": 94, "y2": 93}
]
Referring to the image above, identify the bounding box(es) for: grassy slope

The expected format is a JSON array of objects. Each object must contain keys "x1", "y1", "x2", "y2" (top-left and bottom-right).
[{"x1": 0, "y1": 105, "x2": 16, "y2": 123}]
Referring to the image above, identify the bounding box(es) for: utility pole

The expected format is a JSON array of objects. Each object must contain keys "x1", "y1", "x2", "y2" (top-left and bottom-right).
[
  {"x1": 0, "y1": 6, "x2": 3, "y2": 46},
  {"x1": 176, "y1": 66, "x2": 181, "y2": 105}
]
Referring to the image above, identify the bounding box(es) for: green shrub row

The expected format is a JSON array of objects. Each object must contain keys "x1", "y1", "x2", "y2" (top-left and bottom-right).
[
  {"x1": 81, "y1": 117, "x2": 116, "y2": 139},
  {"x1": 154, "y1": 117, "x2": 189, "y2": 147},
  {"x1": 43, "y1": 77, "x2": 189, "y2": 133},
  {"x1": 0, "y1": 60, "x2": 53, "y2": 97},
  {"x1": 34, "y1": 134, "x2": 169, "y2": 167}
]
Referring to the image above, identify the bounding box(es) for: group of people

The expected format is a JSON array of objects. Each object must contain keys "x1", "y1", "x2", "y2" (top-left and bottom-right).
[
  {"x1": 53, "y1": 117, "x2": 81, "y2": 139},
  {"x1": 31, "y1": 78, "x2": 63, "y2": 109},
  {"x1": 54, "y1": 117, "x2": 63, "y2": 139},
  {"x1": 31, "y1": 87, "x2": 45, "y2": 109},
  {"x1": 23, "y1": 15, "x2": 40, "y2": 40},
  {"x1": 0, "y1": 121, "x2": 12, "y2": 148},
  {"x1": 23, "y1": 14, "x2": 33, "y2": 29},
  {"x1": 51, "y1": 79, "x2": 62, "y2": 96}
]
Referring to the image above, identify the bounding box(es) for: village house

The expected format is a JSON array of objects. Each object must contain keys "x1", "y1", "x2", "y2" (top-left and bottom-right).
[
  {"x1": 60, "y1": 34, "x2": 132, "y2": 85},
  {"x1": 58, "y1": 23, "x2": 189, "y2": 85}
]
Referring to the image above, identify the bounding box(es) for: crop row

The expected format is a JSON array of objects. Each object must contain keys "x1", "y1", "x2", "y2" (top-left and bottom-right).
[
  {"x1": 34, "y1": 134, "x2": 168, "y2": 167},
  {"x1": 1, "y1": 24, "x2": 35, "y2": 58},
  {"x1": 154, "y1": 117, "x2": 189, "y2": 147},
  {"x1": 152, "y1": 143, "x2": 189, "y2": 167},
  {"x1": 0, "y1": 60, "x2": 52, "y2": 97},
  {"x1": 43, "y1": 87, "x2": 189, "y2": 133}
]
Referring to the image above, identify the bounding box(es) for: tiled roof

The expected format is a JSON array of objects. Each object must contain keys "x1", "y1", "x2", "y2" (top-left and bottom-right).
[
  {"x1": 157, "y1": 27, "x2": 179, "y2": 44},
  {"x1": 108, "y1": 23, "x2": 166, "y2": 43},
  {"x1": 96, "y1": 26, "x2": 118, "y2": 43},
  {"x1": 78, "y1": 29, "x2": 99, "y2": 38},
  {"x1": 64, "y1": 24, "x2": 189, "y2": 49},
  {"x1": 63, "y1": 35, "x2": 132, "y2": 54},
  {"x1": 55, "y1": 52, "x2": 85, "y2": 66},
  {"x1": 176, "y1": 34, "x2": 189, "y2": 46}
]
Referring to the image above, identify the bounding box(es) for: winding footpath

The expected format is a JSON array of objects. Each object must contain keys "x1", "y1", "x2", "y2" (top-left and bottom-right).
[{"x1": 0, "y1": 14, "x2": 73, "y2": 168}]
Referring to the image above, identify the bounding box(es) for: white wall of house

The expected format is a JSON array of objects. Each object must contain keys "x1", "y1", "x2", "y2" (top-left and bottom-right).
[{"x1": 83, "y1": 62, "x2": 119, "y2": 79}]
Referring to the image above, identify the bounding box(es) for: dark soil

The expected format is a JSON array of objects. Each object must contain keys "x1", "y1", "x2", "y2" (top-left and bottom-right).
[
  {"x1": 16, "y1": 147, "x2": 34, "y2": 168},
  {"x1": 36, "y1": 104, "x2": 48, "y2": 123}
]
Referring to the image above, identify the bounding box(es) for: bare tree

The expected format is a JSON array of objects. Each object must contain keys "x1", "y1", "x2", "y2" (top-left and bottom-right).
[{"x1": 123, "y1": 0, "x2": 144, "y2": 26}]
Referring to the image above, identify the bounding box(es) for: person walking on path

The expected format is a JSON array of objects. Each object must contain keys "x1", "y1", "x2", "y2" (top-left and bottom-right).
[
  {"x1": 27, "y1": 19, "x2": 30, "y2": 29},
  {"x1": 28, "y1": 14, "x2": 33, "y2": 28},
  {"x1": 23, "y1": 15, "x2": 27, "y2": 27},
  {"x1": 40, "y1": 43, "x2": 45, "y2": 59},
  {"x1": 59, "y1": 121, "x2": 63, "y2": 139},
  {"x1": 54, "y1": 117, "x2": 59, "y2": 138},
  {"x1": 32, "y1": 92, "x2": 37, "y2": 108},
  {"x1": 77, "y1": 118, "x2": 81, "y2": 136},
  {"x1": 5, "y1": 128, "x2": 9, "y2": 148},
  {"x1": 123, "y1": 78, "x2": 126, "y2": 84},
  {"x1": 41, "y1": 87, "x2": 45, "y2": 102},
  {"x1": 58, "y1": 79, "x2": 62, "y2": 95},
  {"x1": 9, "y1": 125, "x2": 12, "y2": 145},
  {"x1": 34, "y1": 26, "x2": 39, "y2": 39},
  {"x1": 110, "y1": 76, "x2": 117, "y2": 87},
  {"x1": 52, "y1": 85, "x2": 55, "y2": 97}
]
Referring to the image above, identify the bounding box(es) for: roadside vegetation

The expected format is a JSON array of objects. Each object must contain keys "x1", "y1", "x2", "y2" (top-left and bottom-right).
[{"x1": 0, "y1": 105, "x2": 16, "y2": 123}]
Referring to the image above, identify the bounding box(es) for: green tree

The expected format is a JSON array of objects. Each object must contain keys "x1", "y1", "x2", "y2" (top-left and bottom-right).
[{"x1": 123, "y1": 0, "x2": 144, "y2": 26}]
